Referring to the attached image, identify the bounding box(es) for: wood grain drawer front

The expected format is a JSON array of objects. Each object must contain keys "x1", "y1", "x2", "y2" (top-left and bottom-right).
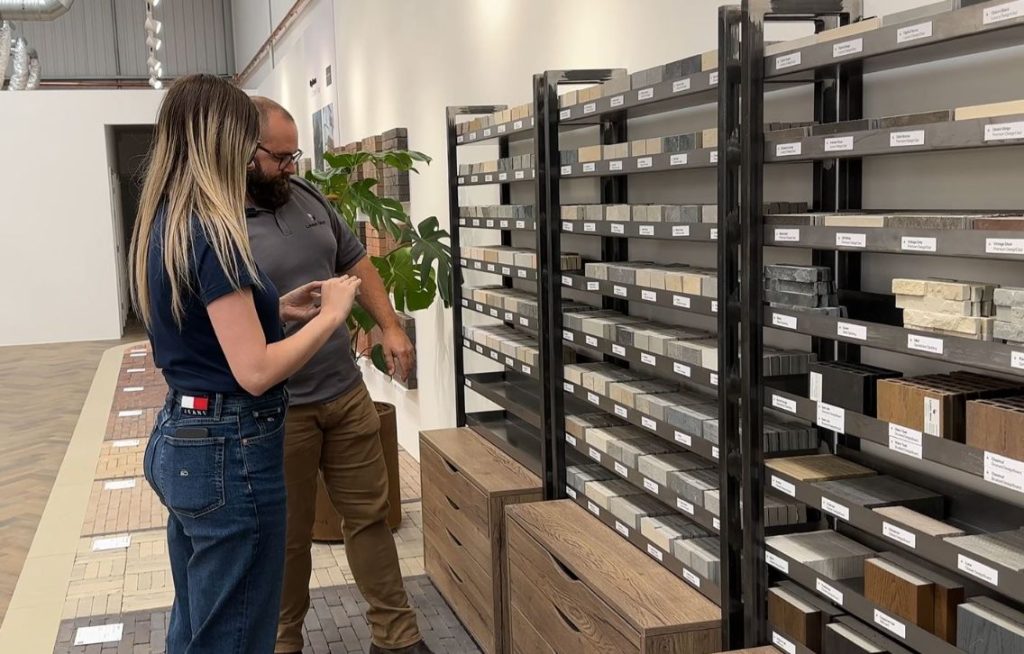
[
  {"x1": 421, "y1": 443, "x2": 489, "y2": 528},
  {"x1": 425, "y1": 539, "x2": 495, "y2": 654},
  {"x1": 508, "y1": 521, "x2": 640, "y2": 654},
  {"x1": 423, "y1": 510, "x2": 492, "y2": 595},
  {"x1": 511, "y1": 606, "x2": 556, "y2": 654},
  {"x1": 422, "y1": 477, "x2": 492, "y2": 573}
]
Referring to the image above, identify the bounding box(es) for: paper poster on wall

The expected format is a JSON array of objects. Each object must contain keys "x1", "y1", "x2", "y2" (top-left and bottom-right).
[{"x1": 312, "y1": 103, "x2": 336, "y2": 170}]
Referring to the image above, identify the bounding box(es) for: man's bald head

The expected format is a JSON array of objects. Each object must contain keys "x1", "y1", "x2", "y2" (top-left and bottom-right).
[{"x1": 251, "y1": 96, "x2": 295, "y2": 129}]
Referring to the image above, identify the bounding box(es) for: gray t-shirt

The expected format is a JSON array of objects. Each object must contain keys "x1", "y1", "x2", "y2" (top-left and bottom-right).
[{"x1": 246, "y1": 177, "x2": 367, "y2": 406}]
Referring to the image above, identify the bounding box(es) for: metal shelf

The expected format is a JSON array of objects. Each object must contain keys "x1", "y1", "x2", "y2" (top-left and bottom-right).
[
  {"x1": 460, "y1": 296, "x2": 539, "y2": 331},
  {"x1": 565, "y1": 488, "x2": 722, "y2": 605},
  {"x1": 456, "y1": 116, "x2": 535, "y2": 145},
  {"x1": 457, "y1": 168, "x2": 535, "y2": 186},
  {"x1": 559, "y1": 69, "x2": 720, "y2": 123},
  {"x1": 768, "y1": 624, "x2": 818, "y2": 654},
  {"x1": 562, "y1": 326, "x2": 720, "y2": 391},
  {"x1": 764, "y1": 387, "x2": 1024, "y2": 499},
  {"x1": 462, "y1": 337, "x2": 538, "y2": 380},
  {"x1": 560, "y1": 148, "x2": 717, "y2": 178},
  {"x1": 564, "y1": 219, "x2": 718, "y2": 242},
  {"x1": 765, "y1": 0, "x2": 1024, "y2": 78},
  {"x1": 458, "y1": 256, "x2": 538, "y2": 281},
  {"x1": 766, "y1": 224, "x2": 1024, "y2": 260},
  {"x1": 563, "y1": 429, "x2": 721, "y2": 533},
  {"x1": 562, "y1": 378, "x2": 720, "y2": 463},
  {"x1": 765, "y1": 114, "x2": 1024, "y2": 163},
  {"x1": 764, "y1": 543, "x2": 962, "y2": 654},
  {"x1": 765, "y1": 305, "x2": 1024, "y2": 379},
  {"x1": 767, "y1": 465, "x2": 1024, "y2": 603},
  {"x1": 561, "y1": 273, "x2": 719, "y2": 317},
  {"x1": 464, "y1": 372, "x2": 542, "y2": 429},
  {"x1": 467, "y1": 410, "x2": 543, "y2": 479},
  {"x1": 458, "y1": 216, "x2": 536, "y2": 231}
]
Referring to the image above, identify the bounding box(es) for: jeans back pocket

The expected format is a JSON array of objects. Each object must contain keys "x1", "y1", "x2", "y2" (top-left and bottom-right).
[{"x1": 156, "y1": 433, "x2": 227, "y2": 518}]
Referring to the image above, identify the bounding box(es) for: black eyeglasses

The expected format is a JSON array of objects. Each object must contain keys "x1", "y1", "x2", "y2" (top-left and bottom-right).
[{"x1": 256, "y1": 143, "x2": 303, "y2": 170}]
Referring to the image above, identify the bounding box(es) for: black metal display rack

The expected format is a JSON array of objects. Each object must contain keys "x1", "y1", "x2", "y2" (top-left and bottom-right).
[{"x1": 446, "y1": 1, "x2": 1024, "y2": 650}]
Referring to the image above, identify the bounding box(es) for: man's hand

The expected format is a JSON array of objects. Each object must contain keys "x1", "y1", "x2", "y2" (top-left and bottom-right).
[
  {"x1": 380, "y1": 324, "x2": 415, "y2": 381},
  {"x1": 280, "y1": 280, "x2": 323, "y2": 324}
]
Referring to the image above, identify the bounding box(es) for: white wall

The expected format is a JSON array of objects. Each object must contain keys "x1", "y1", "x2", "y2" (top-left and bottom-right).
[{"x1": 0, "y1": 90, "x2": 164, "y2": 346}]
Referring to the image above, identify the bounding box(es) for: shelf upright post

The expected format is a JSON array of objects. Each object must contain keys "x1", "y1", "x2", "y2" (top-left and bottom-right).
[
  {"x1": 498, "y1": 132, "x2": 514, "y2": 292},
  {"x1": 601, "y1": 74, "x2": 629, "y2": 314},
  {"x1": 716, "y1": 5, "x2": 745, "y2": 648}
]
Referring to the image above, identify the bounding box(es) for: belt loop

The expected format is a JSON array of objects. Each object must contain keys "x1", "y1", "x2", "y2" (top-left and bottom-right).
[{"x1": 212, "y1": 392, "x2": 224, "y2": 420}]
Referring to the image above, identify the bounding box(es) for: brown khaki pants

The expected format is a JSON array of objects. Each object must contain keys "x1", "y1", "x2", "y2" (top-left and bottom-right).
[{"x1": 275, "y1": 382, "x2": 421, "y2": 652}]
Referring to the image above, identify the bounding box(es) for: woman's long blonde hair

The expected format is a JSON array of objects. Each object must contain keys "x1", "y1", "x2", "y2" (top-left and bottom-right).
[{"x1": 129, "y1": 74, "x2": 262, "y2": 328}]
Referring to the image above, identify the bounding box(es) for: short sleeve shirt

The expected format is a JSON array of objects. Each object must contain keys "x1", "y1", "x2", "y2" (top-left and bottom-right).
[{"x1": 146, "y1": 209, "x2": 284, "y2": 394}]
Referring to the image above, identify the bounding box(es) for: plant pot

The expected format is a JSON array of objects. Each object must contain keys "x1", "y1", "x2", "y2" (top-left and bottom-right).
[{"x1": 312, "y1": 401, "x2": 403, "y2": 542}]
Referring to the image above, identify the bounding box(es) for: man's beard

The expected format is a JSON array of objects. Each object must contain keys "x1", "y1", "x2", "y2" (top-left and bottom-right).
[{"x1": 247, "y1": 168, "x2": 293, "y2": 209}]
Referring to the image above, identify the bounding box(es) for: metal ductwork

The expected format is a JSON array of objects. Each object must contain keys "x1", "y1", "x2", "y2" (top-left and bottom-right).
[
  {"x1": 0, "y1": 21, "x2": 11, "y2": 88},
  {"x1": 0, "y1": 0, "x2": 74, "y2": 21},
  {"x1": 7, "y1": 34, "x2": 28, "y2": 89},
  {"x1": 25, "y1": 46, "x2": 39, "y2": 88}
]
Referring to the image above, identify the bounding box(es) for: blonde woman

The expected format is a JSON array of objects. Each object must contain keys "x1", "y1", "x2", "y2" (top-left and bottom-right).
[{"x1": 129, "y1": 74, "x2": 360, "y2": 653}]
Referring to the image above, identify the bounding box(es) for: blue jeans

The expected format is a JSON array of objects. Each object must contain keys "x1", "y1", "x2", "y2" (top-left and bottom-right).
[{"x1": 144, "y1": 388, "x2": 288, "y2": 654}]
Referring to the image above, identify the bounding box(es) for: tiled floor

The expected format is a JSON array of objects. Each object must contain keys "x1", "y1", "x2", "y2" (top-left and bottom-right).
[{"x1": 2, "y1": 343, "x2": 479, "y2": 653}]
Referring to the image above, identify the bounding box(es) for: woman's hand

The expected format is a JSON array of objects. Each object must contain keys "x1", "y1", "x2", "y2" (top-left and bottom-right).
[
  {"x1": 319, "y1": 275, "x2": 362, "y2": 327},
  {"x1": 280, "y1": 280, "x2": 323, "y2": 324}
]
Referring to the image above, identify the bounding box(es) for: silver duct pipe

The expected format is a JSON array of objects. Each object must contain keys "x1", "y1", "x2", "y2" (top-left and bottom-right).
[
  {"x1": 8, "y1": 35, "x2": 27, "y2": 89},
  {"x1": 0, "y1": 21, "x2": 11, "y2": 88},
  {"x1": 25, "y1": 46, "x2": 38, "y2": 88},
  {"x1": 0, "y1": 0, "x2": 74, "y2": 21}
]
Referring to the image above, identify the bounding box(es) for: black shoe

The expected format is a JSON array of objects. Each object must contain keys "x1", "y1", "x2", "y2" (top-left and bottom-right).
[{"x1": 368, "y1": 641, "x2": 434, "y2": 654}]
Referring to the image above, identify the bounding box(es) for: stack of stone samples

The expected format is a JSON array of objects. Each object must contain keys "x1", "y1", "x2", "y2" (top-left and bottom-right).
[
  {"x1": 455, "y1": 102, "x2": 533, "y2": 136},
  {"x1": 808, "y1": 361, "x2": 902, "y2": 417},
  {"x1": 561, "y1": 203, "x2": 717, "y2": 224},
  {"x1": 583, "y1": 261, "x2": 719, "y2": 298},
  {"x1": 608, "y1": 493, "x2": 674, "y2": 530},
  {"x1": 460, "y1": 245, "x2": 582, "y2": 271},
  {"x1": 893, "y1": 278, "x2": 997, "y2": 340},
  {"x1": 565, "y1": 463, "x2": 616, "y2": 493},
  {"x1": 467, "y1": 286, "x2": 590, "y2": 321},
  {"x1": 640, "y1": 514, "x2": 709, "y2": 555},
  {"x1": 459, "y1": 204, "x2": 534, "y2": 221},
  {"x1": 814, "y1": 475, "x2": 945, "y2": 516},
  {"x1": 765, "y1": 264, "x2": 842, "y2": 315},
  {"x1": 584, "y1": 478, "x2": 644, "y2": 511},
  {"x1": 872, "y1": 506, "x2": 965, "y2": 540},
  {"x1": 945, "y1": 530, "x2": 1024, "y2": 575},
  {"x1": 994, "y1": 287, "x2": 1024, "y2": 344},
  {"x1": 703, "y1": 490, "x2": 807, "y2": 527},
  {"x1": 674, "y1": 535, "x2": 722, "y2": 584},
  {"x1": 702, "y1": 410, "x2": 820, "y2": 454},
  {"x1": 765, "y1": 210, "x2": 1024, "y2": 229},
  {"x1": 627, "y1": 51, "x2": 715, "y2": 90},
  {"x1": 462, "y1": 325, "x2": 543, "y2": 367},
  {"x1": 766, "y1": 530, "x2": 875, "y2": 580},
  {"x1": 457, "y1": 153, "x2": 535, "y2": 177}
]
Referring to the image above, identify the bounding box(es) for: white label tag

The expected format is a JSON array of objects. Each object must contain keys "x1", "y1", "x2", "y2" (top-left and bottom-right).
[
  {"x1": 837, "y1": 321, "x2": 867, "y2": 340},
  {"x1": 677, "y1": 498, "x2": 695, "y2": 515},
  {"x1": 104, "y1": 479, "x2": 136, "y2": 491},
  {"x1": 614, "y1": 461, "x2": 628, "y2": 476},
  {"x1": 470, "y1": 176, "x2": 478, "y2": 183},
  {"x1": 825, "y1": 136, "x2": 855, "y2": 152},
  {"x1": 674, "y1": 362, "x2": 692, "y2": 378},
  {"x1": 776, "y1": 142, "x2": 802, "y2": 157},
  {"x1": 516, "y1": 220, "x2": 525, "y2": 229},
  {"x1": 74, "y1": 624, "x2": 124, "y2": 646},
  {"x1": 610, "y1": 95, "x2": 624, "y2": 107},
  {"x1": 469, "y1": 133, "x2": 477, "y2": 141},
  {"x1": 670, "y1": 153, "x2": 688, "y2": 166},
  {"x1": 816, "y1": 578, "x2": 845, "y2": 605},
  {"x1": 711, "y1": 374, "x2": 719, "y2": 387},
  {"x1": 874, "y1": 610, "x2": 907, "y2": 638},
  {"x1": 638, "y1": 225, "x2": 655, "y2": 236},
  {"x1": 586, "y1": 281, "x2": 600, "y2": 291},
  {"x1": 890, "y1": 130, "x2": 925, "y2": 147},
  {"x1": 583, "y1": 102, "x2": 596, "y2": 115},
  {"x1": 641, "y1": 290, "x2": 657, "y2": 302},
  {"x1": 810, "y1": 371, "x2": 823, "y2": 402},
  {"x1": 92, "y1": 535, "x2": 132, "y2": 552},
  {"x1": 817, "y1": 402, "x2": 846, "y2": 433},
  {"x1": 642, "y1": 416, "x2": 657, "y2": 430},
  {"x1": 505, "y1": 311, "x2": 514, "y2": 321},
  {"x1": 588, "y1": 500, "x2": 601, "y2": 516},
  {"x1": 112, "y1": 439, "x2": 140, "y2": 448},
  {"x1": 775, "y1": 52, "x2": 802, "y2": 70},
  {"x1": 587, "y1": 392, "x2": 600, "y2": 405},
  {"x1": 713, "y1": 517, "x2": 720, "y2": 531},
  {"x1": 673, "y1": 78, "x2": 691, "y2": 93},
  {"x1": 118, "y1": 410, "x2": 143, "y2": 418},
  {"x1": 672, "y1": 225, "x2": 690, "y2": 238},
  {"x1": 490, "y1": 352, "x2": 499, "y2": 361},
  {"x1": 514, "y1": 120, "x2": 524, "y2": 129},
  {"x1": 836, "y1": 232, "x2": 866, "y2": 248},
  {"x1": 712, "y1": 446, "x2": 719, "y2": 459},
  {"x1": 772, "y1": 476, "x2": 796, "y2": 497},
  {"x1": 583, "y1": 162, "x2": 596, "y2": 173},
  {"x1": 638, "y1": 88, "x2": 655, "y2": 101},
  {"x1": 710, "y1": 228, "x2": 719, "y2": 240},
  {"x1": 675, "y1": 431, "x2": 692, "y2": 447},
  {"x1": 709, "y1": 71, "x2": 719, "y2": 85},
  {"x1": 566, "y1": 486, "x2": 577, "y2": 499},
  {"x1": 486, "y1": 264, "x2": 496, "y2": 272},
  {"x1": 637, "y1": 156, "x2": 653, "y2": 169},
  {"x1": 772, "y1": 631, "x2": 797, "y2": 654},
  {"x1": 609, "y1": 160, "x2": 623, "y2": 171},
  {"x1": 126, "y1": 368, "x2": 145, "y2": 373},
  {"x1": 643, "y1": 478, "x2": 659, "y2": 493},
  {"x1": 883, "y1": 522, "x2": 917, "y2": 549},
  {"x1": 497, "y1": 124, "x2": 506, "y2": 134},
  {"x1": 611, "y1": 223, "x2": 625, "y2": 234},
  {"x1": 522, "y1": 364, "x2": 532, "y2": 375},
  {"x1": 584, "y1": 222, "x2": 596, "y2": 232},
  {"x1": 984, "y1": 451, "x2": 1024, "y2": 493},
  {"x1": 682, "y1": 569, "x2": 701, "y2": 587},
  {"x1": 498, "y1": 173, "x2": 507, "y2": 181},
  {"x1": 484, "y1": 175, "x2": 493, "y2": 182},
  {"x1": 889, "y1": 423, "x2": 923, "y2": 459},
  {"x1": 985, "y1": 121, "x2": 1024, "y2": 141},
  {"x1": 902, "y1": 236, "x2": 937, "y2": 252},
  {"x1": 519, "y1": 316, "x2": 529, "y2": 327},
  {"x1": 123, "y1": 386, "x2": 143, "y2": 393},
  {"x1": 821, "y1": 497, "x2": 850, "y2": 521},
  {"x1": 563, "y1": 382, "x2": 574, "y2": 393},
  {"x1": 585, "y1": 335, "x2": 598, "y2": 347},
  {"x1": 560, "y1": 165, "x2": 572, "y2": 175},
  {"x1": 517, "y1": 270, "x2": 527, "y2": 278},
  {"x1": 772, "y1": 394, "x2": 797, "y2": 414},
  {"x1": 613, "y1": 285, "x2": 627, "y2": 297},
  {"x1": 559, "y1": 109, "x2": 571, "y2": 120},
  {"x1": 958, "y1": 554, "x2": 1000, "y2": 585},
  {"x1": 614, "y1": 405, "x2": 628, "y2": 418},
  {"x1": 898, "y1": 21, "x2": 933, "y2": 44},
  {"x1": 615, "y1": 520, "x2": 630, "y2": 536},
  {"x1": 1013, "y1": 352, "x2": 1024, "y2": 370},
  {"x1": 647, "y1": 544, "x2": 664, "y2": 561},
  {"x1": 710, "y1": 151, "x2": 719, "y2": 164},
  {"x1": 640, "y1": 353, "x2": 656, "y2": 366},
  {"x1": 673, "y1": 295, "x2": 691, "y2": 309},
  {"x1": 506, "y1": 357, "x2": 514, "y2": 366},
  {"x1": 908, "y1": 334, "x2": 944, "y2": 355},
  {"x1": 773, "y1": 313, "x2": 798, "y2": 330},
  {"x1": 514, "y1": 170, "x2": 525, "y2": 180},
  {"x1": 924, "y1": 397, "x2": 941, "y2": 437},
  {"x1": 775, "y1": 229, "x2": 801, "y2": 243},
  {"x1": 833, "y1": 38, "x2": 864, "y2": 58},
  {"x1": 612, "y1": 344, "x2": 626, "y2": 356},
  {"x1": 563, "y1": 330, "x2": 574, "y2": 342},
  {"x1": 588, "y1": 447, "x2": 601, "y2": 461},
  {"x1": 456, "y1": 136, "x2": 464, "y2": 143},
  {"x1": 984, "y1": 1, "x2": 1024, "y2": 25},
  {"x1": 565, "y1": 433, "x2": 577, "y2": 447},
  {"x1": 489, "y1": 308, "x2": 498, "y2": 317},
  {"x1": 560, "y1": 275, "x2": 572, "y2": 286},
  {"x1": 986, "y1": 238, "x2": 1024, "y2": 254},
  {"x1": 766, "y1": 551, "x2": 789, "y2": 573},
  {"x1": 458, "y1": 177, "x2": 465, "y2": 185},
  {"x1": 502, "y1": 266, "x2": 512, "y2": 275}
]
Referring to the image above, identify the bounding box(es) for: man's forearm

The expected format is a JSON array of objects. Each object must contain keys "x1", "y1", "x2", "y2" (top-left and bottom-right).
[{"x1": 346, "y1": 256, "x2": 401, "y2": 330}]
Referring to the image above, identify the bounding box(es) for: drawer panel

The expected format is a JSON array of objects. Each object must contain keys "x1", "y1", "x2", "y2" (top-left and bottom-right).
[
  {"x1": 425, "y1": 538, "x2": 495, "y2": 654},
  {"x1": 421, "y1": 442, "x2": 490, "y2": 528},
  {"x1": 423, "y1": 509, "x2": 493, "y2": 596},
  {"x1": 508, "y1": 521, "x2": 640, "y2": 654},
  {"x1": 511, "y1": 606, "x2": 556, "y2": 654},
  {"x1": 422, "y1": 476, "x2": 492, "y2": 572}
]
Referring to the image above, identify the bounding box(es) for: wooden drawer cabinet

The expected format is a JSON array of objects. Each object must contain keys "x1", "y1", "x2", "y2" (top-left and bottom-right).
[
  {"x1": 420, "y1": 428, "x2": 542, "y2": 654},
  {"x1": 506, "y1": 500, "x2": 722, "y2": 654}
]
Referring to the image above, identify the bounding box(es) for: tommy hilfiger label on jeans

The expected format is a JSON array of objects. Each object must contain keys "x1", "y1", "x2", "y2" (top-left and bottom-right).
[{"x1": 181, "y1": 395, "x2": 210, "y2": 416}]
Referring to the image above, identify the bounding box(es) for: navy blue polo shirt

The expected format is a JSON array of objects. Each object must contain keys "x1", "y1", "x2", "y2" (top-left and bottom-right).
[{"x1": 146, "y1": 209, "x2": 284, "y2": 394}]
